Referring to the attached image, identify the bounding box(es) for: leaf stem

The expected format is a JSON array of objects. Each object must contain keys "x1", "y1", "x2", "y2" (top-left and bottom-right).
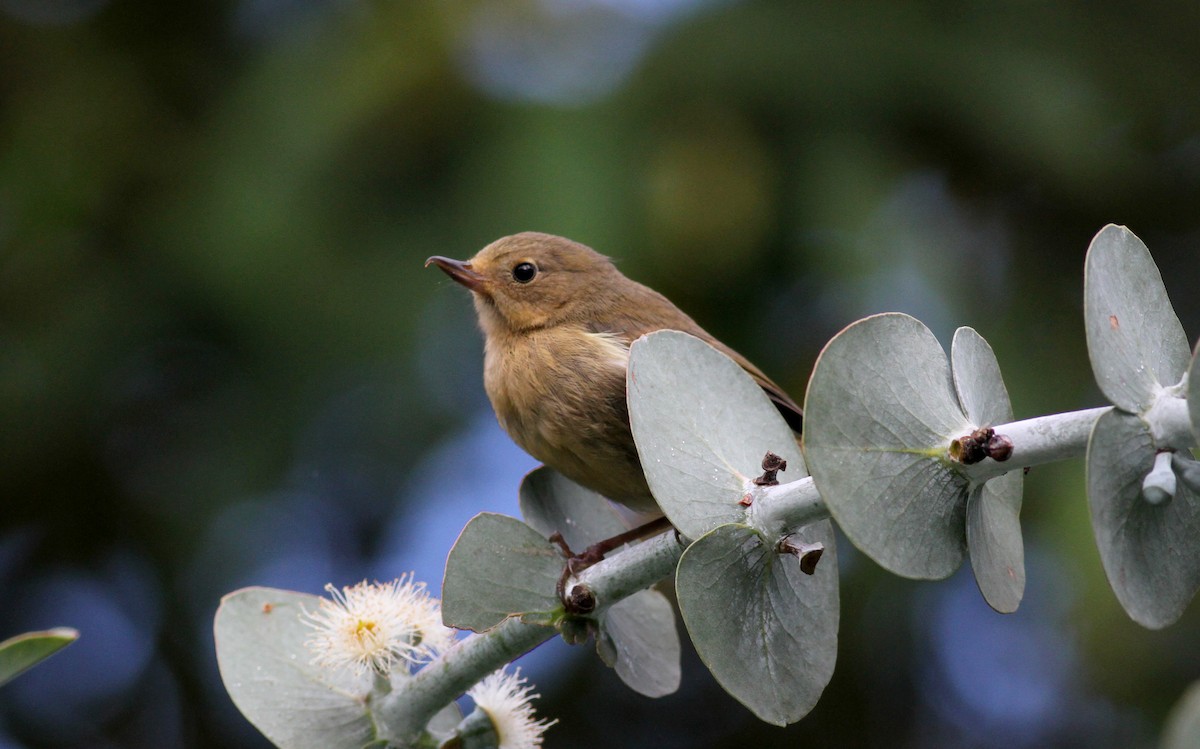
[
  {"x1": 379, "y1": 618, "x2": 552, "y2": 744},
  {"x1": 568, "y1": 528, "x2": 686, "y2": 607},
  {"x1": 1145, "y1": 393, "x2": 1193, "y2": 449},
  {"x1": 748, "y1": 476, "x2": 826, "y2": 536},
  {"x1": 967, "y1": 406, "x2": 1111, "y2": 481}
]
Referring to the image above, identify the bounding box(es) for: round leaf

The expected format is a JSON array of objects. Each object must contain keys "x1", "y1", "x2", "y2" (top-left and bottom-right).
[
  {"x1": 804, "y1": 313, "x2": 971, "y2": 579},
  {"x1": 1087, "y1": 409, "x2": 1200, "y2": 628},
  {"x1": 442, "y1": 513, "x2": 563, "y2": 633},
  {"x1": 519, "y1": 466, "x2": 628, "y2": 550},
  {"x1": 1164, "y1": 680, "x2": 1200, "y2": 749},
  {"x1": 627, "y1": 330, "x2": 806, "y2": 541},
  {"x1": 1084, "y1": 224, "x2": 1190, "y2": 413},
  {"x1": 522, "y1": 466, "x2": 682, "y2": 697},
  {"x1": 966, "y1": 471, "x2": 1025, "y2": 613},
  {"x1": 952, "y1": 326, "x2": 1025, "y2": 612},
  {"x1": 214, "y1": 587, "x2": 377, "y2": 749},
  {"x1": 0, "y1": 628, "x2": 78, "y2": 687},
  {"x1": 426, "y1": 702, "x2": 464, "y2": 744},
  {"x1": 951, "y1": 326, "x2": 1013, "y2": 425},
  {"x1": 1189, "y1": 342, "x2": 1200, "y2": 445},
  {"x1": 676, "y1": 522, "x2": 838, "y2": 726},
  {"x1": 599, "y1": 589, "x2": 681, "y2": 698}
]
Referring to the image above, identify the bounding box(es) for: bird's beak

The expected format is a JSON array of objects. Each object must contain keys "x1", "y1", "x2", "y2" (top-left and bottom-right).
[{"x1": 425, "y1": 256, "x2": 486, "y2": 292}]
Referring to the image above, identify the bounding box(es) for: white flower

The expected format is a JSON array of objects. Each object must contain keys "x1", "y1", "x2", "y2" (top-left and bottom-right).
[
  {"x1": 467, "y1": 668, "x2": 556, "y2": 749},
  {"x1": 302, "y1": 576, "x2": 455, "y2": 676}
]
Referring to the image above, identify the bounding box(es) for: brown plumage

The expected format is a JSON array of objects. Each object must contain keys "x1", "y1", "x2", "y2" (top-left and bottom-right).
[{"x1": 427, "y1": 232, "x2": 802, "y2": 514}]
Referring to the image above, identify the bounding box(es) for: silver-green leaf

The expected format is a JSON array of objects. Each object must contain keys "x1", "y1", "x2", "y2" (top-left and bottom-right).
[
  {"x1": 518, "y1": 466, "x2": 628, "y2": 550},
  {"x1": 675, "y1": 522, "x2": 838, "y2": 726},
  {"x1": 1163, "y1": 680, "x2": 1200, "y2": 749},
  {"x1": 951, "y1": 326, "x2": 1025, "y2": 612},
  {"x1": 1189, "y1": 342, "x2": 1200, "y2": 445},
  {"x1": 804, "y1": 313, "x2": 971, "y2": 579},
  {"x1": 599, "y1": 589, "x2": 681, "y2": 698},
  {"x1": 0, "y1": 628, "x2": 78, "y2": 687},
  {"x1": 627, "y1": 330, "x2": 806, "y2": 541},
  {"x1": 426, "y1": 702, "x2": 464, "y2": 744},
  {"x1": 966, "y1": 472, "x2": 1025, "y2": 613},
  {"x1": 951, "y1": 326, "x2": 1013, "y2": 426},
  {"x1": 441, "y1": 513, "x2": 563, "y2": 633},
  {"x1": 214, "y1": 587, "x2": 377, "y2": 749},
  {"x1": 1087, "y1": 409, "x2": 1200, "y2": 628},
  {"x1": 1084, "y1": 224, "x2": 1190, "y2": 413},
  {"x1": 520, "y1": 466, "x2": 682, "y2": 697}
]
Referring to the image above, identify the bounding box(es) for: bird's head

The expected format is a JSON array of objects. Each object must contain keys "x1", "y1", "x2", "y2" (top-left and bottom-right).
[{"x1": 426, "y1": 232, "x2": 618, "y2": 335}]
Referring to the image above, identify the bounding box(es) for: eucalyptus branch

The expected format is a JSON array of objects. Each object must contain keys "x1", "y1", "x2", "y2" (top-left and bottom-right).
[
  {"x1": 568, "y1": 526, "x2": 687, "y2": 609},
  {"x1": 379, "y1": 617, "x2": 552, "y2": 744},
  {"x1": 748, "y1": 473, "x2": 826, "y2": 535},
  {"x1": 380, "y1": 403, "x2": 1160, "y2": 742},
  {"x1": 967, "y1": 401, "x2": 1195, "y2": 484},
  {"x1": 738, "y1": 405, "x2": 1144, "y2": 535},
  {"x1": 964, "y1": 406, "x2": 1112, "y2": 481},
  {"x1": 378, "y1": 531, "x2": 687, "y2": 743}
]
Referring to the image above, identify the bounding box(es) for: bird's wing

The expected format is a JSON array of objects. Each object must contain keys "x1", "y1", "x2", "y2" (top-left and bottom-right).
[{"x1": 592, "y1": 286, "x2": 804, "y2": 434}]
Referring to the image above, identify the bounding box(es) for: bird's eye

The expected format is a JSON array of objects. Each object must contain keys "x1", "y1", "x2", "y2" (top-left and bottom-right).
[{"x1": 512, "y1": 262, "x2": 538, "y2": 283}]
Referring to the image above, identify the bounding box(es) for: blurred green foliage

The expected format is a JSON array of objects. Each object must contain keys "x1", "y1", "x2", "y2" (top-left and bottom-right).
[{"x1": 2, "y1": 0, "x2": 1200, "y2": 747}]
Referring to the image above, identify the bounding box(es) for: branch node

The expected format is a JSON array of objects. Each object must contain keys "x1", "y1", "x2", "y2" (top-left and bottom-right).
[
  {"x1": 753, "y1": 451, "x2": 788, "y2": 486},
  {"x1": 558, "y1": 616, "x2": 592, "y2": 646},
  {"x1": 949, "y1": 427, "x2": 1013, "y2": 465},
  {"x1": 564, "y1": 584, "x2": 597, "y2": 616},
  {"x1": 985, "y1": 432, "x2": 1014, "y2": 462},
  {"x1": 1142, "y1": 450, "x2": 1177, "y2": 505},
  {"x1": 777, "y1": 536, "x2": 824, "y2": 575}
]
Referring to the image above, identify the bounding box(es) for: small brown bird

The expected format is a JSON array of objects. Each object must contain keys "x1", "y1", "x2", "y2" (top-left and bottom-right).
[{"x1": 427, "y1": 232, "x2": 803, "y2": 515}]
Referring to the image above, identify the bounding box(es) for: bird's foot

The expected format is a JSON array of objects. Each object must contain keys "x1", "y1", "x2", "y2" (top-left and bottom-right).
[{"x1": 549, "y1": 516, "x2": 674, "y2": 609}]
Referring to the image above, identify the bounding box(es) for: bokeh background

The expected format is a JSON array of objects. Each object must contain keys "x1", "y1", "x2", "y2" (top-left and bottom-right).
[{"x1": 3, "y1": 0, "x2": 1200, "y2": 746}]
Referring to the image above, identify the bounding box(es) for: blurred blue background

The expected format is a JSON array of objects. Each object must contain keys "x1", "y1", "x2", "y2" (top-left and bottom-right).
[{"x1": 3, "y1": 0, "x2": 1200, "y2": 747}]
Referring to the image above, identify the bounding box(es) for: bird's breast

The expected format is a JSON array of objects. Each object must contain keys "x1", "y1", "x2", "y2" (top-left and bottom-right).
[{"x1": 482, "y1": 327, "x2": 656, "y2": 511}]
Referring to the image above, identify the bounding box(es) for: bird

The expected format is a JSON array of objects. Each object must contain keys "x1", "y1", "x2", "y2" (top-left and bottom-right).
[{"x1": 426, "y1": 231, "x2": 803, "y2": 517}]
